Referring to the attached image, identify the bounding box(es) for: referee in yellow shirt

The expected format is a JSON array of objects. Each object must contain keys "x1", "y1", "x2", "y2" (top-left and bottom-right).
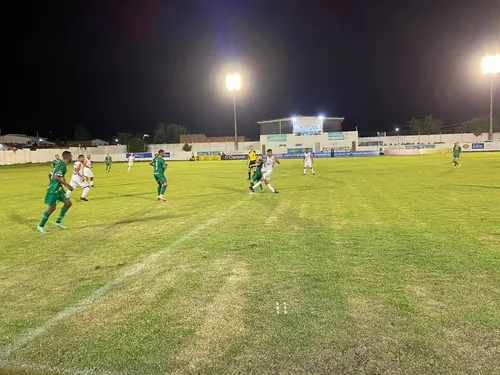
[{"x1": 247, "y1": 145, "x2": 257, "y2": 180}]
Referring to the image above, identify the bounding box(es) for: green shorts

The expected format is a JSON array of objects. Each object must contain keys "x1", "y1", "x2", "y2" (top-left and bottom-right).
[
  {"x1": 251, "y1": 172, "x2": 262, "y2": 182},
  {"x1": 154, "y1": 175, "x2": 167, "y2": 185},
  {"x1": 44, "y1": 189, "x2": 69, "y2": 206}
]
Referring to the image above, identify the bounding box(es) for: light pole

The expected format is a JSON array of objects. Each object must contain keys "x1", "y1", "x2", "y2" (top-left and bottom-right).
[
  {"x1": 482, "y1": 55, "x2": 500, "y2": 141},
  {"x1": 395, "y1": 127, "x2": 400, "y2": 144},
  {"x1": 226, "y1": 73, "x2": 241, "y2": 151}
]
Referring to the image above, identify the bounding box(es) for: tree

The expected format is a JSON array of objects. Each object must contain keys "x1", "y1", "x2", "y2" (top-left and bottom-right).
[
  {"x1": 165, "y1": 124, "x2": 188, "y2": 143},
  {"x1": 153, "y1": 123, "x2": 188, "y2": 143},
  {"x1": 153, "y1": 123, "x2": 168, "y2": 144},
  {"x1": 128, "y1": 138, "x2": 146, "y2": 153},
  {"x1": 74, "y1": 123, "x2": 91, "y2": 140},
  {"x1": 407, "y1": 115, "x2": 443, "y2": 135},
  {"x1": 458, "y1": 117, "x2": 500, "y2": 136},
  {"x1": 117, "y1": 132, "x2": 132, "y2": 145},
  {"x1": 182, "y1": 143, "x2": 192, "y2": 151}
]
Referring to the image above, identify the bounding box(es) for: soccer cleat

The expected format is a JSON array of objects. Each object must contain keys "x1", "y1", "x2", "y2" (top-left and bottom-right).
[
  {"x1": 249, "y1": 191, "x2": 255, "y2": 195},
  {"x1": 249, "y1": 186, "x2": 254, "y2": 192},
  {"x1": 274, "y1": 190, "x2": 279, "y2": 194},
  {"x1": 158, "y1": 195, "x2": 166, "y2": 201},
  {"x1": 313, "y1": 173, "x2": 316, "y2": 175},
  {"x1": 80, "y1": 197, "x2": 89, "y2": 201},
  {"x1": 37, "y1": 226, "x2": 47, "y2": 233},
  {"x1": 55, "y1": 222, "x2": 67, "y2": 229}
]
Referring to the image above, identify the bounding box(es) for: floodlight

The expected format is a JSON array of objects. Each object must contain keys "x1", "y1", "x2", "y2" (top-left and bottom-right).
[
  {"x1": 291, "y1": 117, "x2": 297, "y2": 122},
  {"x1": 482, "y1": 55, "x2": 500, "y2": 74},
  {"x1": 318, "y1": 115, "x2": 325, "y2": 121},
  {"x1": 226, "y1": 73, "x2": 241, "y2": 91}
]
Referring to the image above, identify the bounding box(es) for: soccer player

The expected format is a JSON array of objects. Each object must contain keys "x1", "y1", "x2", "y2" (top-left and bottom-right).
[
  {"x1": 303, "y1": 148, "x2": 315, "y2": 175},
  {"x1": 248, "y1": 155, "x2": 264, "y2": 194},
  {"x1": 247, "y1": 145, "x2": 257, "y2": 180},
  {"x1": 150, "y1": 149, "x2": 168, "y2": 201},
  {"x1": 84, "y1": 154, "x2": 94, "y2": 187},
  {"x1": 105, "y1": 153, "x2": 112, "y2": 172},
  {"x1": 66, "y1": 154, "x2": 90, "y2": 201},
  {"x1": 38, "y1": 151, "x2": 74, "y2": 232},
  {"x1": 51, "y1": 154, "x2": 60, "y2": 168},
  {"x1": 250, "y1": 149, "x2": 279, "y2": 194},
  {"x1": 453, "y1": 142, "x2": 462, "y2": 168},
  {"x1": 127, "y1": 153, "x2": 135, "y2": 172}
]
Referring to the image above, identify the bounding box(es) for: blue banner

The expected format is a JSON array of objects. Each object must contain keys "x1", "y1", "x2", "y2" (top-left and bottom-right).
[
  {"x1": 267, "y1": 134, "x2": 288, "y2": 142},
  {"x1": 472, "y1": 143, "x2": 484, "y2": 149},
  {"x1": 287, "y1": 147, "x2": 314, "y2": 154},
  {"x1": 197, "y1": 151, "x2": 220, "y2": 156},
  {"x1": 405, "y1": 144, "x2": 436, "y2": 149},
  {"x1": 126, "y1": 153, "x2": 153, "y2": 159},
  {"x1": 333, "y1": 151, "x2": 379, "y2": 157},
  {"x1": 328, "y1": 132, "x2": 346, "y2": 140}
]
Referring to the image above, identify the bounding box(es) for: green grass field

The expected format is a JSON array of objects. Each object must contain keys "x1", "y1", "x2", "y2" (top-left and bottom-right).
[{"x1": 1, "y1": 154, "x2": 499, "y2": 375}]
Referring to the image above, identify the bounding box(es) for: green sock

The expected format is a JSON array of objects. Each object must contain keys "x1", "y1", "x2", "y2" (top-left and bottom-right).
[
  {"x1": 56, "y1": 205, "x2": 70, "y2": 223},
  {"x1": 157, "y1": 185, "x2": 162, "y2": 196},
  {"x1": 250, "y1": 182, "x2": 254, "y2": 188},
  {"x1": 160, "y1": 185, "x2": 167, "y2": 195},
  {"x1": 39, "y1": 210, "x2": 52, "y2": 227}
]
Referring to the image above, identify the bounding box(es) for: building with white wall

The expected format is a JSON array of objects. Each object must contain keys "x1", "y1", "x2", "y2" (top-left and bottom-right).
[
  {"x1": 91, "y1": 139, "x2": 109, "y2": 146},
  {"x1": 257, "y1": 116, "x2": 354, "y2": 154},
  {"x1": 0, "y1": 133, "x2": 49, "y2": 146}
]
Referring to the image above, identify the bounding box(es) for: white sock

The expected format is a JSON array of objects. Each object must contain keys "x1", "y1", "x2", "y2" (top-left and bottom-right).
[
  {"x1": 303, "y1": 168, "x2": 306, "y2": 174},
  {"x1": 81, "y1": 186, "x2": 89, "y2": 198},
  {"x1": 311, "y1": 168, "x2": 315, "y2": 174},
  {"x1": 128, "y1": 166, "x2": 131, "y2": 171},
  {"x1": 253, "y1": 181, "x2": 262, "y2": 190},
  {"x1": 266, "y1": 183, "x2": 276, "y2": 193},
  {"x1": 66, "y1": 190, "x2": 72, "y2": 197}
]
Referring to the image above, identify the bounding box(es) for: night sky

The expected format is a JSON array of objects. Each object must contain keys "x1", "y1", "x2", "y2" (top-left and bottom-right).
[{"x1": 6, "y1": 0, "x2": 500, "y2": 140}]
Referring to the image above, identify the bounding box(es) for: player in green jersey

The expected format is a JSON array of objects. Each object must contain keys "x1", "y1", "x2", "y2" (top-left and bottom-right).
[
  {"x1": 452, "y1": 142, "x2": 462, "y2": 168},
  {"x1": 249, "y1": 155, "x2": 264, "y2": 194},
  {"x1": 105, "y1": 153, "x2": 112, "y2": 172},
  {"x1": 38, "y1": 151, "x2": 74, "y2": 233},
  {"x1": 150, "y1": 149, "x2": 168, "y2": 201},
  {"x1": 51, "y1": 154, "x2": 60, "y2": 168},
  {"x1": 48, "y1": 154, "x2": 60, "y2": 179}
]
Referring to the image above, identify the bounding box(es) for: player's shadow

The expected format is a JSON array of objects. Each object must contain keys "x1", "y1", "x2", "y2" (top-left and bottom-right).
[
  {"x1": 459, "y1": 185, "x2": 500, "y2": 190},
  {"x1": 10, "y1": 214, "x2": 35, "y2": 230},
  {"x1": 89, "y1": 192, "x2": 154, "y2": 201},
  {"x1": 73, "y1": 213, "x2": 186, "y2": 230}
]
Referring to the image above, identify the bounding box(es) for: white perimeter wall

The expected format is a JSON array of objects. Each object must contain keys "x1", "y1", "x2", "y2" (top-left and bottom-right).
[
  {"x1": 259, "y1": 131, "x2": 358, "y2": 154},
  {"x1": 360, "y1": 132, "x2": 499, "y2": 145}
]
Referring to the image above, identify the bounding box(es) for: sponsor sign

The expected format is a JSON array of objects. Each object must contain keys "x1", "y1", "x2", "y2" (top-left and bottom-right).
[
  {"x1": 126, "y1": 153, "x2": 153, "y2": 159},
  {"x1": 384, "y1": 149, "x2": 420, "y2": 156},
  {"x1": 197, "y1": 151, "x2": 220, "y2": 156},
  {"x1": 405, "y1": 144, "x2": 436, "y2": 149},
  {"x1": 328, "y1": 132, "x2": 346, "y2": 140},
  {"x1": 333, "y1": 151, "x2": 379, "y2": 157},
  {"x1": 196, "y1": 155, "x2": 221, "y2": 161},
  {"x1": 472, "y1": 143, "x2": 484, "y2": 149},
  {"x1": 221, "y1": 154, "x2": 248, "y2": 160},
  {"x1": 287, "y1": 148, "x2": 314, "y2": 154},
  {"x1": 267, "y1": 134, "x2": 288, "y2": 142}
]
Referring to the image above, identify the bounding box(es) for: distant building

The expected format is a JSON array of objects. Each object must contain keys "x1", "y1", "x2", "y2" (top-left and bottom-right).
[
  {"x1": 92, "y1": 139, "x2": 109, "y2": 146},
  {"x1": 0, "y1": 134, "x2": 50, "y2": 146},
  {"x1": 180, "y1": 134, "x2": 249, "y2": 144}
]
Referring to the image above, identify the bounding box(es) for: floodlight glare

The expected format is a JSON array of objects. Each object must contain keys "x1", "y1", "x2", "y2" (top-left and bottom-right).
[
  {"x1": 226, "y1": 73, "x2": 241, "y2": 91},
  {"x1": 482, "y1": 55, "x2": 500, "y2": 74},
  {"x1": 318, "y1": 115, "x2": 325, "y2": 121},
  {"x1": 291, "y1": 117, "x2": 297, "y2": 122},
  {"x1": 395, "y1": 128, "x2": 400, "y2": 132}
]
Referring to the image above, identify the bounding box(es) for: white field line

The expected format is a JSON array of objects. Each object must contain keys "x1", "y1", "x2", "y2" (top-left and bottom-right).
[{"x1": 0, "y1": 201, "x2": 243, "y2": 361}]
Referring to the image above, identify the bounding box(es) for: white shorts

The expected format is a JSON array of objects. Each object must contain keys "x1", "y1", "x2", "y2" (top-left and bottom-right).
[
  {"x1": 70, "y1": 177, "x2": 89, "y2": 189},
  {"x1": 83, "y1": 168, "x2": 94, "y2": 178},
  {"x1": 128, "y1": 162, "x2": 134, "y2": 167},
  {"x1": 304, "y1": 160, "x2": 312, "y2": 168},
  {"x1": 262, "y1": 169, "x2": 273, "y2": 181}
]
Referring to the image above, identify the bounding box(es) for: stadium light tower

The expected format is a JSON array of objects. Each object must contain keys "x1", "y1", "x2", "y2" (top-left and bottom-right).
[
  {"x1": 482, "y1": 55, "x2": 500, "y2": 141},
  {"x1": 395, "y1": 127, "x2": 400, "y2": 144},
  {"x1": 226, "y1": 73, "x2": 241, "y2": 150}
]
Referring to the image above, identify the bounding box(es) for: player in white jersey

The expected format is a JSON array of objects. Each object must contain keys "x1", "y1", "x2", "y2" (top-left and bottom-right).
[
  {"x1": 127, "y1": 153, "x2": 136, "y2": 172},
  {"x1": 83, "y1": 154, "x2": 94, "y2": 187},
  {"x1": 250, "y1": 148, "x2": 279, "y2": 194},
  {"x1": 66, "y1": 154, "x2": 90, "y2": 201},
  {"x1": 303, "y1": 148, "x2": 315, "y2": 175}
]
